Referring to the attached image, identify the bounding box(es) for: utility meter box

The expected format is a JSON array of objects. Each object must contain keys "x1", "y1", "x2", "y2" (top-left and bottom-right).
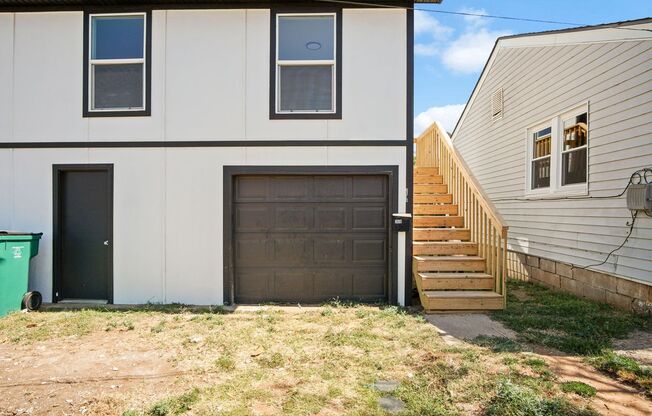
[
  {"x1": 626, "y1": 184, "x2": 652, "y2": 211},
  {"x1": 392, "y1": 213, "x2": 411, "y2": 232}
]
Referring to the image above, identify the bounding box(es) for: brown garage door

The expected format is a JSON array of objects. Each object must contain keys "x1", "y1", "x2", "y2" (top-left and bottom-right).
[{"x1": 233, "y1": 174, "x2": 389, "y2": 304}]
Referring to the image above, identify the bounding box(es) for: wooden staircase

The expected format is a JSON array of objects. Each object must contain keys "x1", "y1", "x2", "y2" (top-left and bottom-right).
[{"x1": 413, "y1": 123, "x2": 508, "y2": 312}]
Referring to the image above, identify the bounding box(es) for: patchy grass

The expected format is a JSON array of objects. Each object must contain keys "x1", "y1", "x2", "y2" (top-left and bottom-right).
[
  {"x1": 493, "y1": 279, "x2": 652, "y2": 397},
  {"x1": 0, "y1": 305, "x2": 598, "y2": 415},
  {"x1": 560, "y1": 381, "x2": 597, "y2": 398},
  {"x1": 589, "y1": 351, "x2": 652, "y2": 396},
  {"x1": 493, "y1": 280, "x2": 650, "y2": 355},
  {"x1": 471, "y1": 336, "x2": 524, "y2": 353},
  {"x1": 485, "y1": 380, "x2": 599, "y2": 416}
]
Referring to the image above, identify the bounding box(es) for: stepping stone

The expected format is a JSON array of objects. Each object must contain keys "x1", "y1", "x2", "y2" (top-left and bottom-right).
[
  {"x1": 372, "y1": 380, "x2": 399, "y2": 393},
  {"x1": 378, "y1": 397, "x2": 405, "y2": 414}
]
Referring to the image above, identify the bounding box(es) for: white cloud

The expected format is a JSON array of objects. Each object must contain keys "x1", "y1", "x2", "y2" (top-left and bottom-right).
[
  {"x1": 414, "y1": 104, "x2": 466, "y2": 136},
  {"x1": 441, "y1": 28, "x2": 510, "y2": 73},
  {"x1": 459, "y1": 7, "x2": 488, "y2": 28},
  {"x1": 415, "y1": 42, "x2": 439, "y2": 56},
  {"x1": 414, "y1": 10, "x2": 453, "y2": 38}
]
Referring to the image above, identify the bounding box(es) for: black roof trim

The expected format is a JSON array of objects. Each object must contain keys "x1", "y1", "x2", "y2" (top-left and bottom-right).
[{"x1": 0, "y1": 0, "x2": 437, "y2": 9}]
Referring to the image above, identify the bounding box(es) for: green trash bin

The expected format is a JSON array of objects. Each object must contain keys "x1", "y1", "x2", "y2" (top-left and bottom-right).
[{"x1": 0, "y1": 231, "x2": 43, "y2": 317}]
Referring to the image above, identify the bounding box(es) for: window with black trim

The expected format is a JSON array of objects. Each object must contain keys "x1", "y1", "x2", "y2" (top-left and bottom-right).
[
  {"x1": 271, "y1": 11, "x2": 342, "y2": 119},
  {"x1": 84, "y1": 11, "x2": 151, "y2": 117}
]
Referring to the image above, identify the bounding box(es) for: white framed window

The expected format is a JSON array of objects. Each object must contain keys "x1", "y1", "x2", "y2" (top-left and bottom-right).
[
  {"x1": 525, "y1": 103, "x2": 589, "y2": 197},
  {"x1": 86, "y1": 12, "x2": 148, "y2": 114},
  {"x1": 274, "y1": 12, "x2": 337, "y2": 115}
]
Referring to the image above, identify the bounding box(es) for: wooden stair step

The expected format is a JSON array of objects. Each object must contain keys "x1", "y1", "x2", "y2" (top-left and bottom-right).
[
  {"x1": 415, "y1": 167, "x2": 439, "y2": 175},
  {"x1": 413, "y1": 215, "x2": 464, "y2": 228},
  {"x1": 412, "y1": 241, "x2": 478, "y2": 255},
  {"x1": 413, "y1": 228, "x2": 471, "y2": 241},
  {"x1": 413, "y1": 204, "x2": 458, "y2": 215},
  {"x1": 413, "y1": 194, "x2": 453, "y2": 204},
  {"x1": 418, "y1": 272, "x2": 494, "y2": 290},
  {"x1": 421, "y1": 291, "x2": 503, "y2": 311},
  {"x1": 414, "y1": 175, "x2": 444, "y2": 185},
  {"x1": 415, "y1": 184, "x2": 448, "y2": 194},
  {"x1": 414, "y1": 255, "x2": 485, "y2": 272}
]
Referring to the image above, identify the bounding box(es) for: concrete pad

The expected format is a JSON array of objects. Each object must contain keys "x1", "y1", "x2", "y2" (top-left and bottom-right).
[
  {"x1": 424, "y1": 313, "x2": 517, "y2": 345},
  {"x1": 378, "y1": 397, "x2": 405, "y2": 414},
  {"x1": 613, "y1": 330, "x2": 652, "y2": 366}
]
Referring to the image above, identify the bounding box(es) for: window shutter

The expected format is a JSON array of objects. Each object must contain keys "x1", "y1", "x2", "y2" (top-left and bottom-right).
[{"x1": 491, "y1": 88, "x2": 503, "y2": 121}]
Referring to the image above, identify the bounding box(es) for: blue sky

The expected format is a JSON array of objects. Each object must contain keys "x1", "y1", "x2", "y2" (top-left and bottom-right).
[{"x1": 414, "y1": 0, "x2": 652, "y2": 134}]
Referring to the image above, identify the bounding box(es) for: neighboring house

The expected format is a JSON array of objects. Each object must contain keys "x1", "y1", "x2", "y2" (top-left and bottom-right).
[
  {"x1": 0, "y1": 1, "x2": 441, "y2": 306},
  {"x1": 451, "y1": 18, "x2": 652, "y2": 311}
]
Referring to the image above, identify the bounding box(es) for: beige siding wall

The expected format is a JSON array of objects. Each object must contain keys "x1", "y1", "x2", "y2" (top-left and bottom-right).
[{"x1": 453, "y1": 37, "x2": 652, "y2": 284}]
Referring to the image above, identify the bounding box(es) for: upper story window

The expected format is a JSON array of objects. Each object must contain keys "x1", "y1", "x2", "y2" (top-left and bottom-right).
[
  {"x1": 271, "y1": 11, "x2": 342, "y2": 119},
  {"x1": 84, "y1": 12, "x2": 151, "y2": 117},
  {"x1": 525, "y1": 104, "x2": 589, "y2": 197}
]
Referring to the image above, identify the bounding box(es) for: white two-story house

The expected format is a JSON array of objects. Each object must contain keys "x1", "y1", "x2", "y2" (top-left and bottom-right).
[{"x1": 0, "y1": 0, "x2": 440, "y2": 306}]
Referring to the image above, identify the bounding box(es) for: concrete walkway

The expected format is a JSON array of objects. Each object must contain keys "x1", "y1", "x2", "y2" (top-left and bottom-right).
[{"x1": 423, "y1": 313, "x2": 517, "y2": 345}]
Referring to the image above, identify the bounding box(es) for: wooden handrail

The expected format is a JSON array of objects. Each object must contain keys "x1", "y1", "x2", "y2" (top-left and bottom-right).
[{"x1": 415, "y1": 121, "x2": 509, "y2": 301}]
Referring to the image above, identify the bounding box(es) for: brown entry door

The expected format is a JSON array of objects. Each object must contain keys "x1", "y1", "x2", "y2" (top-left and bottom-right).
[{"x1": 233, "y1": 175, "x2": 389, "y2": 304}]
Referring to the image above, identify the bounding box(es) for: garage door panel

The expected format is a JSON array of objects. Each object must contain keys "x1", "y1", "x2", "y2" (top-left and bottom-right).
[
  {"x1": 271, "y1": 176, "x2": 310, "y2": 199},
  {"x1": 235, "y1": 176, "x2": 269, "y2": 201},
  {"x1": 353, "y1": 239, "x2": 386, "y2": 262},
  {"x1": 273, "y1": 270, "x2": 314, "y2": 301},
  {"x1": 315, "y1": 207, "x2": 347, "y2": 230},
  {"x1": 274, "y1": 206, "x2": 312, "y2": 230},
  {"x1": 273, "y1": 238, "x2": 312, "y2": 263},
  {"x1": 352, "y1": 206, "x2": 387, "y2": 230},
  {"x1": 235, "y1": 206, "x2": 270, "y2": 231},
  {"x1": 235, "y1": 270, "x2": 271, "y2": 302},
  {"x1": 352, "y1": 176, "x2": 387, "y2": 200},
  {"x1": 314, "y1": 270, "x2": 353, "y2": 298},
  {"x1": 313, "y1": 176, "x2": 348, "y2": 199},
  {"x1": 314, "y1": 239, "x2": 347, "y2": 263},
  {"x1": 235, "y1": 238, "x2": 269, "y2": 264},
  {"x1": 353, "y1": 270, "x2": 387, "y2": 298},
  {"x1": 233, "y1": 174, "x2": 389, "y2": 304}
]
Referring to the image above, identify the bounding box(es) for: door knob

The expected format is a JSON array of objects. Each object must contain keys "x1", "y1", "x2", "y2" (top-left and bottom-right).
[{"x1": 104, "y1": 240, "x2": 110, "y2": 246}]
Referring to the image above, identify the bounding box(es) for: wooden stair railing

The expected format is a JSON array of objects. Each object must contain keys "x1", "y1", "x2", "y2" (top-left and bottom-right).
[{"x1": 413, "y1": 122, "x2": 508, "y2": 311}]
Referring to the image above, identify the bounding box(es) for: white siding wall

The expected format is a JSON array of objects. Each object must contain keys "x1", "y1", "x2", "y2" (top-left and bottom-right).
[
  {"x1": 0, "y1": 7, "x2": 408, "y2": 305},
  {"x1": 0, "y1": 9, "x2": 406, "y2": 142},
  {"x1": 453, "y1": 34, "x2": 652, "y2": 284},
  {"x1": 0, "y1": 147, "x2": 406, "y2": 305}
]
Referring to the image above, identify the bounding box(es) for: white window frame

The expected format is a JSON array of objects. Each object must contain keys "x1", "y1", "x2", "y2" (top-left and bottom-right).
[
  {"x1": 88, "y1": 12, "x2": 147, "y2": 113},
  {"x1": 275, "y1": 12, "x2": 337, "y2": 114},
  {"x1": 525, "y1": 102, "x2": 589, "y2": 198}
]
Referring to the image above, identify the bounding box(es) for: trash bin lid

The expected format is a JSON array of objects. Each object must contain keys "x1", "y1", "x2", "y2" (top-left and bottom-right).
[{"x1": 0, "y1": 231, "x2": 43, "y2": 236}]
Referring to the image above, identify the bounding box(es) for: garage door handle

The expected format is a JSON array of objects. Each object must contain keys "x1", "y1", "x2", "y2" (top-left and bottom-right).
[{"x1": 103, "y1": 240, "x2": 110, "y2": 246}]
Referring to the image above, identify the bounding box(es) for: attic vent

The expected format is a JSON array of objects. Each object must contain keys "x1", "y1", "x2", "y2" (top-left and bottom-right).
[{"x1": 491, "y1": 88, "x2": 503, "y2": 121}]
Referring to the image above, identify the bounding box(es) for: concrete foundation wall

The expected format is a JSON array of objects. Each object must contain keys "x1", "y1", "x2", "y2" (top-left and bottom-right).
[{"x1": 508, "y1": 250, "x2": 652, "y2": 314}]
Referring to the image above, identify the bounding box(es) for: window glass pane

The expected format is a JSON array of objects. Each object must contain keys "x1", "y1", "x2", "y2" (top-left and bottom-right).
[
  {"x1": 279, "y1": 65, "x2": 333, "y2": 112},
  {"x1": 278, "y1": 15, "x2": 334, "y2": 61},
  {"x1": 532, "y1": 157, "x2": 551, "y2": 189},
  {"x1": 563, "y1": 112, "x2": 588, "y2": 151},
  {"x1": 532, "y1": 127, "x2": 551, "y2": 158},
  {"x1": 92, "y1": 15, "x2": 144, "y2": 60},
  {"x1": 93, "y1": 64, "x2": 143, "y2": 110},
  {"x1": 562, "y1": 147, "x2": 587, "y2": 185}
]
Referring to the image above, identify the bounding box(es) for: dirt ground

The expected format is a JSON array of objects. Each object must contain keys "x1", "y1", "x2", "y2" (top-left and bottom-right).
[
  {"x1": 0, "y1": 315, "x2": 194, "y2": 415},
  {"x1": 0, "y1": 306, "x2": 645, "y2": 415},
  {"x1": 426, "y1": 313, "x2": 652, "y2": 416}
]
